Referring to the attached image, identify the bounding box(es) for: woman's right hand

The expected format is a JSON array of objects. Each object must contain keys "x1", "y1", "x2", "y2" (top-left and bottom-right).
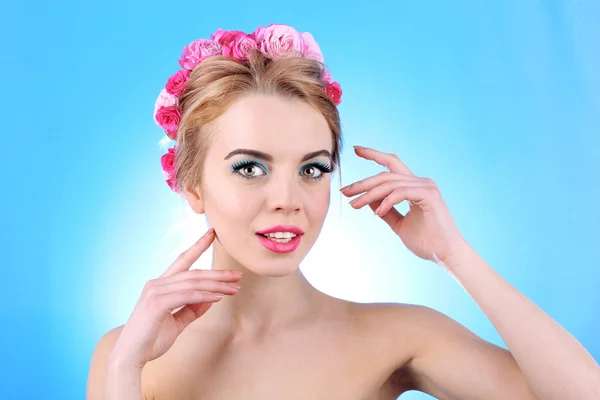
[{"x1": 108, "y1": 228, "x2": 241, "y2": 369}]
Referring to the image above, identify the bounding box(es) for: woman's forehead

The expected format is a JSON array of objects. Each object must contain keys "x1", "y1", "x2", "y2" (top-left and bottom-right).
[{"x1": 209, "y1": 96, "x2": 332, "y2": 154}]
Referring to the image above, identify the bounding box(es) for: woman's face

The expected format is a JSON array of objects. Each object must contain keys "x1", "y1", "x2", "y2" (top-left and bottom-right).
[{"x1": 192, "y1": 94, "x2": 333, "y2": 276}]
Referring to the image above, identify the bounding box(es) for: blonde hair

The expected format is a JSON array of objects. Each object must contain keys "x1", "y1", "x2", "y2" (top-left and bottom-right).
[{"x1": 171, "y1": 48, "x2": 342, "y2": 194}]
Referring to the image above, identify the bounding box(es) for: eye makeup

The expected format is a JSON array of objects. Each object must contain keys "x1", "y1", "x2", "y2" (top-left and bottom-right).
[{"x1": 230, "y1": 160, "x2": 333, "y2": 181}]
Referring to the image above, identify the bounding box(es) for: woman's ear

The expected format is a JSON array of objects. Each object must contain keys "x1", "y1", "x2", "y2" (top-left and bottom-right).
[{"x1": 183, "y1": 186, "x2": 205, "y2": 214}]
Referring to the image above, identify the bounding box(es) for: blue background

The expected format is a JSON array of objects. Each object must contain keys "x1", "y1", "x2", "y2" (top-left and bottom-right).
[{"x1": 2, "y1": 1, "x2": 599, "y2": 399}]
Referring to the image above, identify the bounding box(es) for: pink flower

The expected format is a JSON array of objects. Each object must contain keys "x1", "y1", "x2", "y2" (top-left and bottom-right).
[
  {"x1": 321, "y1": 69, "x2": 333, "y2": 84},
  {"x1": 155, "y1": 106, "x2": 181, "y2": 139},
  {"x1": 161, "y1": 147, "x2": 176, "y2": 175},
  {"x1": 259, "y1": 24, "x2": 304, "y2": 59},
  {"x1": 249, "y1": 26, "x2": 266, "y2": 42},
  {"x1": 300, "y1": 32, "x2": 324, "y2": 63},
  {"x1": 325, "y1": 82, "x2": 342, "y2": 105},
  {"x1": 165, "y1": 70, "x2": 190, "y2": 97},
  {"x1": 167, "y1": 176, "x2": 179, "y2": 192},
  {"x1": 211, "y1": 28, "x2": 243, "y2": 46},
  {"x1": 211, "y1": 29, "x2": 257, "y2": 60},
  {"x1": 178, "y1": 39, "x2": 223, "y2": 70},
  {"x1": 154, "y1": 89, "x2": 178, "y2": 125},
  {"x1": 227, "y1": 33, "x2": 257, "y2": 60}
]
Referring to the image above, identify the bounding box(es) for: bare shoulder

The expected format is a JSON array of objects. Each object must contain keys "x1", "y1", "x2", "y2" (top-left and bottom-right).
[
  {"x1": 339, "y1": 301, "x2": 445, "y2": 394},
  {"x1": 351, "y1": 302, "x2": 536, "y2": 399},
  {"x1": 86, "y1": 325, "x2": 124, "y2": 400}
]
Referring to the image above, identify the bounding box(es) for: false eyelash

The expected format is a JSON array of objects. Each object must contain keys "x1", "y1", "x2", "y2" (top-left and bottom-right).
[
  {"x1": 307, "y1": 161, "x2": 333, "y2": 174},
  {"x1": 230, "y1": 160, "x2": 334, "y2": 181},
  {"x1": 300, "y1": 162, "x2": 334, "y2": 181},
  {"x1": 230, "y1": 160, "x2": 267, "y2": 180}
]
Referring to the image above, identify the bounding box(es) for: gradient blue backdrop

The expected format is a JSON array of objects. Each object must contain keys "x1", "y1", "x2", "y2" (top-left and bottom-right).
[{"x1": 2, "y1": 1, "x2": 599, "y2": 399}]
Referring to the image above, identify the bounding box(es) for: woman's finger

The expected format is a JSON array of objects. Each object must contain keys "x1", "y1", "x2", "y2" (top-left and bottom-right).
[
  {"x1": 157, "y1": 290, "x2": 225, "y2": 312},
  {"x1": 353, "y1": 146, "x2": 415, "y2": 176},
  {"x1": 367, "y1": 199, "x2": 404, "y2": 231},
  {"x1": 341, "y1": 171, "x2": 423, "y2": 197},
  {"x1": 349, "y1": 180, "x2": 407, "y2": 209},
  {"x1": 150, "y1": 277, "x2": 240, "y2": 297},
  {"x1": 159, "y1": 269, "x2": 243, "y2": 286},
  {"x1": 160, "y1": 228, "x2": 215, "y2": 278}
]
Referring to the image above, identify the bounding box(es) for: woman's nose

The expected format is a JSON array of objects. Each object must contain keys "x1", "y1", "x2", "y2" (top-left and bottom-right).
[{"x1": 266, "y1": 177, "x2": 302, "y2": 214}]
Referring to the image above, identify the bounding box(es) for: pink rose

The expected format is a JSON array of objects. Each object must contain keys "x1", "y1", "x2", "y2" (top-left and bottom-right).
[
  {"x1": 249, "y1": 26, "x2": 266, "y2": 42},
  {"x1": 161, "y1": 147, "x2": 176, "y2": 175},
  {"x1": 321, "y1": 69, "x2": 333, "y2": 84},
  {"x1": 227, "y1": 33, "x2": 257, "y2": 60},
  {"x1": 154, "y1": 89, "x2": 178, "y2": 125},
  {"x1": 259, "y1": 24, "x2": 304, "y2": 59},
  {"x1": 178, "y1": 39, "x2": 223, "y2": 70},
  {"x1": 211, "y1": 28, "x2": 243, "y2": 46},
  {"x1": 166, "y1": 174, "x2": 179, "y2": 192},
  {"x1": 300, "y1": 32, "x2": 324, "y2": 63},
  {"x1": 165, "y1": 70, "x2": 190, "y2": 97},
  {"x1": 155, "y1": 106, "x2": 181, "y2": 139},
  {"x1": 325, "y1": 82, "x2": 342, "y2": 105}
]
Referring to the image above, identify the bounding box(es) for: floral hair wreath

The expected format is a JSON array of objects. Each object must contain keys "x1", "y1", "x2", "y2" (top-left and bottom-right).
[{"x1": 155, "y1": 24, "x2": 343, "y2": 193}]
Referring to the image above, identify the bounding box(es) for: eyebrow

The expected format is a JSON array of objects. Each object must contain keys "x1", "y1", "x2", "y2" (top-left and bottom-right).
[{"x1": 224, "y1": 149, "x2": 332, "y2": 162}]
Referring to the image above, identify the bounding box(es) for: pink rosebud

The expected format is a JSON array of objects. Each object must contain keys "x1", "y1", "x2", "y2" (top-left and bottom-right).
[
  {"x1": 321, "y1": 69, "x2": 333, "y2": 84},
  {"x1": 211, "y1": 28, "x2": 244, "y2": 47},
  {"x1": 165, "y1": 70, "x2": 190, "y2": 97},
  {"x1": 165, "y1": 128, "x2": 178, "y2": 140},
  {"x1": 161, "y1": 147, "x2": 176, "y2": 175},
  {"x1": 178, "y1": 39, "x2": 223, "y2": 70},
  {"x1": 249, "y1": 26, "x2": 266, "y2": 42},
  {"x1": 325, "y1": 82, "x2": 342, "y2": 105},
  {"x1": 154, "y1": 89, "x2": 178, "y2": 124},
  {"x1": 227, "y1": 33, "x2": 257, "y2": 60},
  {"x1": 155, "y1": 106, "x2": 182, "y2": 139},
  {"x1": 166, "y1": 174, "x2": 179, "y2": 191},
  {"x1": 300, "y1": 32, "x2": 324, "y2": 63},
  {"x1": 166, "y1": 175, "x2": 179, "y2": 192},
  {"x1": 259, "y1": 24, "x2": 304, "y2": 59}
]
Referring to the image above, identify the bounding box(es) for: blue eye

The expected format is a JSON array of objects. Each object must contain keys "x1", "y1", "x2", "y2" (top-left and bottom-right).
[
  {"x1": 231, "y1": 160, "x2": 267, "y2": 179},
  {"x1": 300, "y1": 162, "x2": 333, "y2": 181}
]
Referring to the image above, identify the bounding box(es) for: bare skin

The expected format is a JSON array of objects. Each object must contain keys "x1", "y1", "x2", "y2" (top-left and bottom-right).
[
  {"x1": 88, "y1": 95, "x2": 600, "y2": 400},
  {"x1": 86, "y1": 232, "x2": 533, "y2": 400},
  {"x1": 135, "y1": 284, "x2": 417, "y2": 399}
]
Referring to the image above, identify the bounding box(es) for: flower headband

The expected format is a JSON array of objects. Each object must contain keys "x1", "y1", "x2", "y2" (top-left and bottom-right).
[{"x1": 155, "y1": 24, "x2": 343, "y2": 193}]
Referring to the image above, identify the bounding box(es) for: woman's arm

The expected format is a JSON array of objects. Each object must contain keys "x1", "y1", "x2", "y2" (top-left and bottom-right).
[
  {"x1": 87, "y1": 326, "x2": 143, "y2": 400},
  {"x1": 340, "y1": 146, "x2": 600, "y2": 397},
  {"x1": 406, "y1": 244, "x2": 600, "y2": 400}
]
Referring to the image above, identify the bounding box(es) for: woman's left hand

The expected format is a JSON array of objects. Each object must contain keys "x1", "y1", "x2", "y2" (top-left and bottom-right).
[{"x1": 340, "y1": 145, "x2": 468, "y2": 263}]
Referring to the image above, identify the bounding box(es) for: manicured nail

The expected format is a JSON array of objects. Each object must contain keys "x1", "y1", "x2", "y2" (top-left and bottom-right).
[
  {"x1": 374, "y1": 206, "x2": 382, "y2": 215},
  {"x1": 353, "y1": 145, "x2": 365, "y2": 150},
  {"x1": 201, "y1": 228, "x2": 215, "y2": 238}
]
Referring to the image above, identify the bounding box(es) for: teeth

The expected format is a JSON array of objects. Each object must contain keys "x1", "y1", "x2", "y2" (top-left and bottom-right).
[{"x1": 266, "y1": 232, "x2": 297, "y2": 239}]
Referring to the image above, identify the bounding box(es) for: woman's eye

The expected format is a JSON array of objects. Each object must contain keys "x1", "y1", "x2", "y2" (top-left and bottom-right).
[
  {"x1": 302, "y1": 165, "x2": 322, "y2": 179},
  {"x1": 233, "y1": 162, "x2": 267, "y2": 178}
]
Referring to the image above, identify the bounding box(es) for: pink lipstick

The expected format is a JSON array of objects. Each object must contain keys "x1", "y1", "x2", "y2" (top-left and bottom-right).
[{"x1": 255, "y1": 225, "x2": 304, "y2": 253}]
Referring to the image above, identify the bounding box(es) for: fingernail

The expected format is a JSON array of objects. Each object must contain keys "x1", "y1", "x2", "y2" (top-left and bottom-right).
[
  {"x1": 374, "y1": 206, "x2": 382, "y2": 215},
  {"x1": 353, "y1": 145, "x2": 365, "y2": 150},
  {"x1": 201, "y1": 228, "x2": 215, "y2": 238}
]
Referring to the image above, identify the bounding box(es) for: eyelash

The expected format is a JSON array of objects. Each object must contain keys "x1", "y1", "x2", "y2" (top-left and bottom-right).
[{"x1": 230, "y1": 160, "x2": 333, "y2": 181}]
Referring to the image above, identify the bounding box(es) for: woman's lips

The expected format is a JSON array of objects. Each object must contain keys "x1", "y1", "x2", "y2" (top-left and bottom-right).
[
  {"x1": 255, "y1": 225, "x2": 304, "y2": 235},
  {"x1": 256, "y1": 233, "x2": 302, "y2": 253}
]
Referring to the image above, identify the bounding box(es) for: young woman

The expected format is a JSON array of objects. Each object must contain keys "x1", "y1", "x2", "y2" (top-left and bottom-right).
[{"x1": 87, "y1": 24, "x2": 600, "y2": 399}]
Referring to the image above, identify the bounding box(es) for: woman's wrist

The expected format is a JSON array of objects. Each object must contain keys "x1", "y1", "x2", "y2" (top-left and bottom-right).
[{"x1": 103, "y1": 353, "x2": 144, "y2": 400}]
